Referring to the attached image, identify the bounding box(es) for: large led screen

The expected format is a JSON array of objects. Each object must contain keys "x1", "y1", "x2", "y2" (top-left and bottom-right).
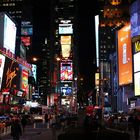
[
  {"x1": 31, "y1": 64, "x2": 37, "y2": 82},
  {"x1": 59, "y1": 24, "x2": 73, "y2": 34},
  {"x1": 60, "y1": 62, "x2": 73, "y2": 81},
  {"x1": 134, "y1": 52, "x2": 140, "y2": 72},
  {"x1": 134, "y1": 72, "x2": 140, "y2": 96},
  {"x1": 21, "y1": 21, "x2": 33, "y2": 36},
  {"x1": 130, "y1": 0, "x2": 140, "y2": 37},
  {"x1": 61, "y1": 86, "x2": 72, "y2": 96},
  {"x1": 20, "y1": 43, "x2": 26, "y2": 60},
  {"x1": 4, "y1": 14, "x2": 17, "y2": 54},
  {"x1": 118, "y1": 24, "x2": 133, "y2": 85},
  {"x1": 60, "y1": 36, "x2": 71, "y2": 45},
  {"x1": 21, "y1": 69, "x2": 29, "y2": 94},
  {"x1": 0, "y1": 54, "x2": 6, "y2": 90},
  {"x1": 21, "y1": 37, "x2": 31, "y2": 46},
  {"x1": 132, "y1": 36, "x2": 140, "y2": 54},
  {"x1": 61, "y1": 44, "x2": 71, "y2": 58},
  {"x1": 95, "y1": 15, "x2": 99, "y2": 67}
]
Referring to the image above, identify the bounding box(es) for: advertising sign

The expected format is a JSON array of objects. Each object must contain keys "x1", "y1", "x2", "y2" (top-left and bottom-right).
[
  {"x1": 134, "y1": 72, "x2": 140, "y2": 96},
  {"x1": 4, "y1": 14, "x2": 17, "y2": 54},
  {"x1": 60, "y1": 62, "x2": 73, "y2": 81},
  {"x1": 60, "y1": 36, "x2": 71, "y2": 45},
  {"x1": 21, "y1": 37, "x2": 31, "y2": 46},
  {"x1": 21, "y1": 69, "x2": 29, "y2": 94},
  {"x1": 61, "y1": 86, "x2": 72, "y2": 96},
  {"x1": 130, "y1": 0, "x2": 140, "y2": 37},
  {"x1": 1, "y1": 57, "x2": 20, "y2": 90},
  {"x1": 59, "y1": 24, "x2": 73, "y2": 34},
  {"x1": 61, "y1": 44, "x2": 71, "y2": 58},
  {"x1": 0, "y1": 54, "x2": 5, "y2": 90},
  {"x1": 118, "y1": 24, "x2": 133, "y2": 85},
  {"x1": 134, "y1": 52, "x2": 140, "y2": 72}
]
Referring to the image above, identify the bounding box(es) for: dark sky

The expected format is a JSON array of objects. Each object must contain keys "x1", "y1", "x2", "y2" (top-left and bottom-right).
[{"x1": 32, "y1": 0, "x2": 99, "y2": 90}]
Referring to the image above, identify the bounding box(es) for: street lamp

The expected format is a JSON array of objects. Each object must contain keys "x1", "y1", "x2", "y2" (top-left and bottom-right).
[{"x1": 32, "y1": 57, "x2": 38, "y2": 62}]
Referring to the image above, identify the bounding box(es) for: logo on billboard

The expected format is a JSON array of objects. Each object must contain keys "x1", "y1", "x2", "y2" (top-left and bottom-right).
[{"x1": 135, "y1": 41, "x2": 140, "y2": 53}]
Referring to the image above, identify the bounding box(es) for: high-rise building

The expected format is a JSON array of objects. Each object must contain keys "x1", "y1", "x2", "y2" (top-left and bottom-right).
[
  {"x1": 37, "y1": 0, "x2": 79, "y2": 110},
  {"x1": 97, "y1": 0, "x2": 132, "y2": 112},
  {"x1": 0, "y1": 0, "x2": 33, "y2": 60}
]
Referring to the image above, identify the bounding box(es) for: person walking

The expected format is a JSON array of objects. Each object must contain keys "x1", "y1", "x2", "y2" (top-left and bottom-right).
[
  {"x1": 11, "y1": 119, "x2": 22, "y2": 140},
  {"x1": 132, "y1": 115, "x2": 140, "y2": 140},
  {"x1": 21, "y1": 115, "x2": 27, "y2": 133}
]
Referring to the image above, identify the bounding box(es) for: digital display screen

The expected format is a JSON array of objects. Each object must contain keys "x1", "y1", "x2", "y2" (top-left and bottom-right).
[
  {"x1": 134, "y1": 72, "x2": 140, "y2": 96},
  {"x1": 130, "y1": 0, "x2": 140, "y2": 37},
  {"x1": 4, "y1": 14, "x2": 17, "y2": 54},
  {"x1": 59, "y1": 24, "x2": 73, "y2": 34},
  {"x1": 134, "y1": 52, "x2": 140, "y2": 72},
  {"x1": 60, "y1": 62, "x2": 73, "y2": 81},
  {"x1": 61, "y1": 86, "x2": 72, "y2": 96},
  {"x1": 118, "y1": 24, "x2": 133, "y2": 85},
  {"x1": 0, "y1": 54, "x2": 6, "y2": 90}
]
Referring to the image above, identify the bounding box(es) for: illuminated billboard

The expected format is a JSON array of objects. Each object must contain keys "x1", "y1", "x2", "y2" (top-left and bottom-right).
[
  {"x1": 21, "y1": 27, "x2": 33, "y2": 36},
  {"x1": 1, "y1": 57, "x2": 20, "y2": 90},
  {"x1": 60, "y1": 62, "x2": 73, "y2": 81},
  {"x1": 0, "y1": 13, "x2": 17, "y2": 54},
  {"x1": 130, "y1": 0, "x2": 140, "y2": 37},
  {"x1": 21, "y1": 21, "x2": 33, "y2": 36},
  {"x1": 61, "y1": 44, "x2": 71, "y2": 58},
  {"x1": 95, "y1": 15, "x2": 99, "y2": 67},
  {"x1": 0, "y1": 54, "x2": 6, "y2": 90},
  {"x1": 134, "y1": 72, "x2": 140, "y2": 96},
  {"x1": 61, "y1": 86, "x2": 72, "y2": 96},
  {"x1": 20, "y1": 43, "x2": 26, "y2": 60},
  {"x1": 134, "y1": 52, "x2": 140, "y2": 72},
  {"x1": 60, "y1": 36, "x2": 71, "y2": 45},
  {"x1": 133, "y1": 36, "x2": 140, "y2": 96},
  {"x1": 31, "y1": 64, "x2": 37, "y2": 82},
  {"x1": 21, "y1": 37, "x2": 31, "y2": 46},
  {"x1": 21, "y1": 69, "x2": 29, "y2": 94},
  {"x1": 95, "y1": 73, "x2": 99, "y2": 86},
  {"x1": 59, "y1": 24, "x2": 73, "y2": 34},
  {"x1": 132, "y1": 36, "x2": 140, "y2": 54},
  {"x1": 118, "y1": 24, "x2": 133, "y2": 85}
]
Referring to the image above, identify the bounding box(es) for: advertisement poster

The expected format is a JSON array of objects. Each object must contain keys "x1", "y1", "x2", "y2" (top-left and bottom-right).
[
  {"x1": 134, "y1": 72, "x2": 140, "y2": 96},
  {"x1": 0, "y1": 54, "x2": 6, "y2": 90},
  {"x1": 118, "y1": 24, "x2": 133, "y2": 85},
  {"x1": 1, "y1": 57, "x2": 20, "y2": 91},
  {"x1": 60, "y1": 62, "x2": 73, "y2": 81},
  {"x1": 130, "y1": 0, "x2": 140, "y2": 37},
  {"x1": 22, "y1": 69, "x2": 28, "y2": 95}
]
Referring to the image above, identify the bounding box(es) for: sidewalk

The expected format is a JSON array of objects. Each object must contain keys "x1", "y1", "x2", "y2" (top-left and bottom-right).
[{"x1": 0, "y1": 124, "x2": 64, "y2": 140}]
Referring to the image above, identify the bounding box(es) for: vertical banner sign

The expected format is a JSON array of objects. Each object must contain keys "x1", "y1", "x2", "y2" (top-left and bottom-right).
[
  {"x1": 22, "y1": 69, "x2": 28, "y2": 95},
  {"x1": 118, "y1": 24, "x2": 133, "y2": 85}
]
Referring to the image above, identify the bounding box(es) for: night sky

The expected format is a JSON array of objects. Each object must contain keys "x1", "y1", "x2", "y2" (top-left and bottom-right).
[{"x1": 32, "y1": 0, "x2": 99, "y2": 91}]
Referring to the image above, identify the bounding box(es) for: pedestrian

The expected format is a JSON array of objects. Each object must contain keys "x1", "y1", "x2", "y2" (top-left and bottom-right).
[
  {"x1": 45, "y1": 113, "x2": 49, "y2": 123},
  {"x1": 11, "y1": 119, "x2": 22, "y2": 140},
  {"x1": 83, "y1": 114, "x2": 92, "y2": 133},
  {"x1": 21, "y1": 115, "x2": 27, "y2": 133},
  {"x1": 132, "y1": 115, "x2": 140, "y2": 140}
]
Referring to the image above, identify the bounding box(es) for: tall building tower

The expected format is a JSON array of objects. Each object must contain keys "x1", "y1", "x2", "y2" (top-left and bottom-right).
[
  {"x1": 98, "y1": 0, "x2": 131, "y2": 112},
  {"x1": 37, "y1": 0, "x2": 79, "y2": 111},
  {"x1": 0, "y1": 0, "x2": 33, "y2": 61}
]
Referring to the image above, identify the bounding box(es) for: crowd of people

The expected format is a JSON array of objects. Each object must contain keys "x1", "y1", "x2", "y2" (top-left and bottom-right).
[
  {"x1": 10, "y1": 114, "x2": 28, "y2": 140},
  {"x1": 83, "y1": 111, "x2": 140, "y2": 140}
]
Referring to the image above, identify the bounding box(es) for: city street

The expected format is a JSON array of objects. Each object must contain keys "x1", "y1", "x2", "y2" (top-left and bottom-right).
[{"x1": 0, "y1": 122, "x2": 137, "y2": 140}]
